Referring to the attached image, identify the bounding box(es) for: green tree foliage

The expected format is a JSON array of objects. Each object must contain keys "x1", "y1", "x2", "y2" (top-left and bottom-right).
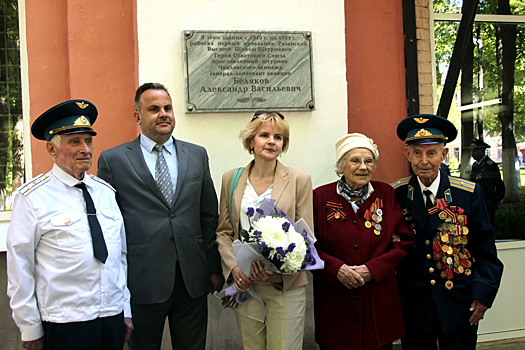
[
  {"x1": 435, "y1": 0, "x2": 525, "y2": 141},
  {"x1": 0, "y1": 0, "x2": 23, "y2": 210}
]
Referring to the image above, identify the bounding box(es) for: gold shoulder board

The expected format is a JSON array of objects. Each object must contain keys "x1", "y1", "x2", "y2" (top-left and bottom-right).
[{"x1": 19, "y1": 174, "x2": 50, "y2": 195}]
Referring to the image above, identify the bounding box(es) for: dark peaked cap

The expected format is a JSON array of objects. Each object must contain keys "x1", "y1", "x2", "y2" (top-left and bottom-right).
[
  {"x1": 471, "y1": 138, "x2": 491, "y2": 149},
  {"x1": 31, "y1": 99, "x2": 98, "y2": 141},
  {"x1": 396, "y1": 114, "x2": 457, "y2": 145}
]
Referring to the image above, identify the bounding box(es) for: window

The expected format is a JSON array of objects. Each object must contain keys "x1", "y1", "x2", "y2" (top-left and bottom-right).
[
  {"x1": 431, "y1": 0, "x2": 525, "y2": 239},
  {"x1": 0, "y1": 0, "x2": 23, "y2": 212}
]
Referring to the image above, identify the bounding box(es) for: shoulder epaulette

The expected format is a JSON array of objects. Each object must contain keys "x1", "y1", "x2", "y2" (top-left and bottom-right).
[
  {"x1": 18, "y1": 174, "x2": 50, "y2": 195},
  {"x1": 449, "y1": 176, "x2": 475, "y2": 193},
  {"x1": 390, "y1": 176, "x2": 411, "y2": 189},
  {"x1": 89, "y1": 174, "x2": 116, "y2": 192}
]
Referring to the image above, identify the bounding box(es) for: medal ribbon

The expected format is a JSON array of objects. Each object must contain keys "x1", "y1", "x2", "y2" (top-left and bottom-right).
[{"x1": 326, "y1": 201, "x2": 346, "y2": 222}]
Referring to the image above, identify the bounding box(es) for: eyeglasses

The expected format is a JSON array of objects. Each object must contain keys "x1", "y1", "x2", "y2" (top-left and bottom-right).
[
  {"x1": 348, "y1": 157, "x2": 375, "y2": 167},
  {"x1": 251, "y1": 110, "x2": 285, "y2": 121}
]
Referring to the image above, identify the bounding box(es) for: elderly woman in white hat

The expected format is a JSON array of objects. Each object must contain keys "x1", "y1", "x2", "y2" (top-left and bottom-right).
[{"x1": 312, "y1": 133, "x2": 414, "y2": 350}]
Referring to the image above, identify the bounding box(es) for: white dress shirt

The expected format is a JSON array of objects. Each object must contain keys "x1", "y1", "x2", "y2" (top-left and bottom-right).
[
  {"x1": 139, "y1": 133, "x2": 178, "y2": 194},
  {"x1": 417, "y1": 171, "x2": 441, "y2": 206},
  {"x1": 7, "y1": 164, "x2": 131, "y2": 342}
]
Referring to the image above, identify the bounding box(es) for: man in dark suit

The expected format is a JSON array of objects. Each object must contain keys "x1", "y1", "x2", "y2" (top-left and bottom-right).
[
  {"x1": 470, "y1": 138, "x2": 505, "y2": 228},
  {"x1": 97, "y1": 83, "x2": 224, "y2": 350},
  {"x1": 391, "y1": 114, "x2": 503, "y2": 350}
]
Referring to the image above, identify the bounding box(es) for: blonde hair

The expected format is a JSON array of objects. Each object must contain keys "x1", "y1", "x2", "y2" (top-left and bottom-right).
[{"x1": 239, "y1": 112, "x2": 290, "y2": 154}]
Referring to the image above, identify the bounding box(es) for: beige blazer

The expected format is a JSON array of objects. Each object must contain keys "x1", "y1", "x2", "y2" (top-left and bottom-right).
[{"x1": 216, "y1": 160, "x2": 314, "y2": 292}]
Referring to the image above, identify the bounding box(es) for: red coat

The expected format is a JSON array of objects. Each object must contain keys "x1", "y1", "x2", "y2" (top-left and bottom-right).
[{"x1": 313, "y1": 181, "x2": 414, "y2": 350}]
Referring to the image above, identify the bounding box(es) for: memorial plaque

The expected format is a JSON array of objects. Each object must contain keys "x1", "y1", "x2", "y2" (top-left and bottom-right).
[{"x1": 183, "y1": 30, "x2": 314, "y2": 113}]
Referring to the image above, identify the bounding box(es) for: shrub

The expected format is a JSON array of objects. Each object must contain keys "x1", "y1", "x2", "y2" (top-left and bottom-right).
[{"x1": 494, "y1": 187, "x2": 525, "y2": 240}]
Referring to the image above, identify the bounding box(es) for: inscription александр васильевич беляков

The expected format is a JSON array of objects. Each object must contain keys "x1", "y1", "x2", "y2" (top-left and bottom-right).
[{"x1": 183, "y1": 30, "x2": 314, "y2": 113}]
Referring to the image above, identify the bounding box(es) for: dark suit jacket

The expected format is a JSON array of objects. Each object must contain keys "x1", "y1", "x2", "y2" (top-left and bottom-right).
[
  {"x1": 97, "y1": 136, "x2": 221, "y2": 303},
  {"x1": 392, "y1": 172, "x2": 503, "y2": 333}
]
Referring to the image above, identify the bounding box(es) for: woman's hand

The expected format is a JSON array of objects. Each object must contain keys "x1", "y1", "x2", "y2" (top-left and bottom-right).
[
  {"x1": 337, "y1": 264, "x2": 368, "y2": 289},
  {"x1": 232, "y1": 265, "x2": 252, "y2": 291},
  {"x1": 351, "y1": 265, "x2": 373, "y2": 283},
  {"x1": 250, "y1": 261, "x2": 283, "y2": 284}
]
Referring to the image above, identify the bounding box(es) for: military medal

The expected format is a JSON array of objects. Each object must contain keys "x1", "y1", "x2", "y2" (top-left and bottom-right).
[
  {"x1": 431, "y1": 196, "x2": 472, "y2": 291},
  {"x1": 365, "y1": 198, "x2": 383, "y2": 235},
  {"x1": 364, "y1": 209, "x2": 372, "y2": 229},
  {"x1": 445, "y1": 280, "x2": 454, "y2": 290}
]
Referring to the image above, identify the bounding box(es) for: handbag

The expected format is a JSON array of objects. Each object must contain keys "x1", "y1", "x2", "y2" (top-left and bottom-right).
[{"x1": 228, "y1": 167, "x2": 245, "y2": 225}]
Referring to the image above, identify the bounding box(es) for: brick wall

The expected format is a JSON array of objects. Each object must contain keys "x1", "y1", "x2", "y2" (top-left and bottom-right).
[{"x1": 415, "y1": 0, "x2": 435, "y2": 113}]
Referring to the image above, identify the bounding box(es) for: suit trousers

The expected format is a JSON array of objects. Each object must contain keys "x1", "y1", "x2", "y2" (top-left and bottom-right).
[
  {"x1": 234, "y1": 283, "x2": 306, "y2": 350},
  {"x1": 401, "y1": 308, "x2": 478, "y2": 350},
  {"x1": 42, "y1": 312, "x2": 124, "y2": 350},
  {"x1": 128, "y1": 264, "x2": 207, "y2": 350}
]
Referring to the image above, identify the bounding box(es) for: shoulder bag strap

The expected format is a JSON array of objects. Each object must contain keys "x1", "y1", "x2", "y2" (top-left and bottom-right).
[{"x1": 228, "y1": 167, "x2": 245, "y2": 225}]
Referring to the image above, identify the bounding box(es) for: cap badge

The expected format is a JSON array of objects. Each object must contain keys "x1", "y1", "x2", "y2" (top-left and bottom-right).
[
  {"x1": 416, "y1": 128, "x2": 432, "y2": 137},
  {"x1": 74, "y1": 116, "x2": 91, "y2": 126},
  {"x1": 75, "y1": 101, "x2": 89, "y2": 109},
  {"x1": 414, "y1": 117, "x2": 429, "y2": 124}
]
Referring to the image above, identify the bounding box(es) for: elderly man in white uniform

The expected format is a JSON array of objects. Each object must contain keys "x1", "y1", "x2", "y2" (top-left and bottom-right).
[{"x1": 6, "y1": 100, "x2": 133, "y2": 350}]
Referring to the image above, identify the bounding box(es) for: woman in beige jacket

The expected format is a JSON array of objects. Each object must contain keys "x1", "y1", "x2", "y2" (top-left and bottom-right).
[{"x1": 216, "y1": 111, "x2": 314, "y2": 350}]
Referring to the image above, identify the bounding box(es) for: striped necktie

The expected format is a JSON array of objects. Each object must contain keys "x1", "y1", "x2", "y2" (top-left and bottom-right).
[{"x1": 154, "y1": 144, "x2": 174, "y2": 205}]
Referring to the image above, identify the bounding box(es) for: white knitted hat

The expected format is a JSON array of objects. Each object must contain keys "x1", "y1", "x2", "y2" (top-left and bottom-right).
[{"x1": 335, "y1": 133, "x2": 379, "y2": 163}]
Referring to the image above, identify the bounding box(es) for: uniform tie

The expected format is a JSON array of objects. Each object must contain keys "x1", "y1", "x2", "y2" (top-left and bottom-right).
[
  {"x1": 424, "y1": 189, "x2": 434, "y2": 214},
  {"x1": 75, "y1": 183, "x2": 108, "y2": 263},
  {"x1": 154, "y1": 144, "x2": 174, "y2": 205}
]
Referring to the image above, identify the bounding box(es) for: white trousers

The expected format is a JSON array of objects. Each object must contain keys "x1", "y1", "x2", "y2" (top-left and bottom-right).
[{"x1": 234, "y1": 283, "x2": 306, "y2": 350}]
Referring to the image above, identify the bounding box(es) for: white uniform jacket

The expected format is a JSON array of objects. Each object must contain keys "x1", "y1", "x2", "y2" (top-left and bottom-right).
[{"x1": 7, "y1": 164, "x2": 131, "y2": 342}]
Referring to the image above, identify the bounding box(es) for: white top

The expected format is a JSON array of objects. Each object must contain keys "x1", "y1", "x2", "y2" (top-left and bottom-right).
[
  {"x1": 240, "y1": 179, "x2": 273, "y2": 232},
  {"x1": 6, "y1": 164, "x2": 131, "y2": 342}
]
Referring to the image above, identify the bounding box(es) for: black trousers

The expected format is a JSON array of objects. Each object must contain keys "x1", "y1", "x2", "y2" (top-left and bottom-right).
[
  {"x1": 401, "y1": 309, "x2": 478, "y2": 350},
  {"x1": 42, "y1": 312, "x2": 124, "y2": 350},
  {"x1": 128, "y1": 263, "x2": 208, "y2": 350},
  {"x1": 320, "y1": 344, "x2": 393, "y2": 350}
]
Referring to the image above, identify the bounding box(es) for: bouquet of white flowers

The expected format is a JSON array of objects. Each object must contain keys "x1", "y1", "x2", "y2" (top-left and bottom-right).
[{"x1": 217, "y1": 198, "x2": 324, "y2": 308}]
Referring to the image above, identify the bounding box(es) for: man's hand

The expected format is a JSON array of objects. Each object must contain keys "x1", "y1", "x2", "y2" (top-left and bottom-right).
[
  {"x1": 123, "y1": 317, "x2": 134, "y2": 343},
  {"x1": 209, "y1": 272, "x2": 225, "y2": 293},
  {"x1": 469, "y1": 299, "x2": 489, "y2": 325},
  {"x1": 22, "y1": 337, "x2": 44, "y2": 350}
]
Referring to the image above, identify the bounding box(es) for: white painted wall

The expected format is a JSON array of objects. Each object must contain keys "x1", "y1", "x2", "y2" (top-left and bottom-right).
[{"x1": 136, "y1": 0, "x2": 348, "y2": 191}]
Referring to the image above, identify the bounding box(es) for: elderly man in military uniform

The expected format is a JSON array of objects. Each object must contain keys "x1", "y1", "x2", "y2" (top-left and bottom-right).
[
  {"x1": 391, "y1": 114, "x2": 503, "y2": 350},
  {"x1": 470, "y1": 138, "x2": 505, "y2": 228},
  {"x1": 6, "y1": 100, "x2": 133, "y2": 350}
]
